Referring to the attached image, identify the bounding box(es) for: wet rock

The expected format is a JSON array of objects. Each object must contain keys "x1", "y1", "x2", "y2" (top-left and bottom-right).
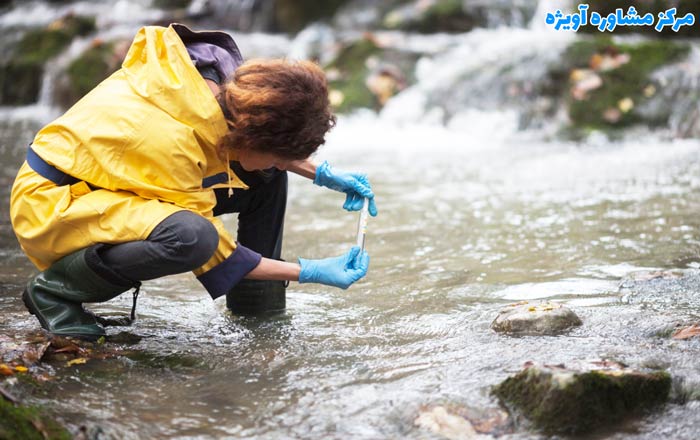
[
  {"x1": 0, "y1": 14, "x2": 95, "y2": 105},
  {"x1": 491, "y1": 301, "x2": 581, "y2": 336},
  {"x1": 556, "y1": 37, "x2": 689, "y2": 136},
  {"x1": 53, "y1": 37, "x2": 128, "y2": 110},
  {"x1": 273, "y1": 0, "x2": 349, "y2": 34},
  {"x1": 492, "y1": 361, "x2": 671, "y2": 435},
  {"x1": 383, "y1": 0, "x2": 475, "y2": 34},
  {"x1": 415, "y1": 404, "x2": 511, "y2": 439},
  {"x1": 619, "y1": 269, "x2": 700, "y2": 310}
]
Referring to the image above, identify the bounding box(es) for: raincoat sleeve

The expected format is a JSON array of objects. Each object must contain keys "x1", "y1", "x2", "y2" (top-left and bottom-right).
[{"x1": 193, "y1": 216, "x2": 262, "y2": 299}]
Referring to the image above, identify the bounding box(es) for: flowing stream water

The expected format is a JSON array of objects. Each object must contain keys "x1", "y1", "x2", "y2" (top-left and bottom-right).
[{"x1": 1, "y1": 1, "x2": 700, "y2": 439}]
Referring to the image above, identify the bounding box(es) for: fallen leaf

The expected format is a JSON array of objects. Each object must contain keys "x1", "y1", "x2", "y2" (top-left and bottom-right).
[
  {"x1": 0, "y1": 364, "x2": 14, "y2": 376},
  {"x1": 66, "y1": 358, "x2": 88, "y2": 366},
  {"x1": 672, "y1": 324, "x2": 700, "y2": 340},
  {"x1": 14, "y1": 365, "x2": 28, "y2": 373}
]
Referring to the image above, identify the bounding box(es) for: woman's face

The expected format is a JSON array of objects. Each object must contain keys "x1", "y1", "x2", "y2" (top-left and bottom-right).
[{"x1": 237, "y1": 148, "x2": 295, "y2": 172}]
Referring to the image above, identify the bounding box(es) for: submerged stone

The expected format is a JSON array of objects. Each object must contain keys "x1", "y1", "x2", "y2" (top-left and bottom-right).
[
  {"x1": 415, "y1": 404, "x2": 511, "y2": 439},
  {"x1": 491, "y1": 301, "x2": 581, "y2": 336},
  {"x1": 492, "y1": 361, "x2": 671, "y2": 435}
]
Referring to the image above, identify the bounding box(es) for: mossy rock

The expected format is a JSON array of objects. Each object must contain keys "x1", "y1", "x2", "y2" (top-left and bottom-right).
[
  {"x1": 562, "y1": 36, "x2": 689, "y2": 132},
  {"x1": 579, "y1": 0, "x2": 700, "y2": 38},
  {"x1": 325, "y1": 36, "x2": 419, "y2": 113},
  {"x1": 274, "y1": 0, "x2": 349, "y2": 34},
  {"x1": 0, "y1": 397, "x2": 71, "y2": 440},
  {"x1": 152, "y1": 0, "x2": 191, "y2": 9},
  {"x1": 384, "y1": 0, "x2": 475, "y2": 33},
  {"x1": 493, "y1": 362, "x2": 671, "y2": 435},
  {"x1": 60, "y1": 40, "x2": 120, "y2": 108},
  {"x1": 0, "y1": 14, "x2": 96, "y2": 105}
]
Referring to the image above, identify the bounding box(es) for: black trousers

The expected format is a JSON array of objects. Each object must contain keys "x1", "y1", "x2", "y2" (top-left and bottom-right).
[{"x1": 99, "y1": 164, "x2": 287, "y2": 283}]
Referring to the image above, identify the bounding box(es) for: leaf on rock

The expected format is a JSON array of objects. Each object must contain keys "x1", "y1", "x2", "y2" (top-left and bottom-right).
[{"x1": 672, "y1": 324, "x2": 700, "y2": 340}]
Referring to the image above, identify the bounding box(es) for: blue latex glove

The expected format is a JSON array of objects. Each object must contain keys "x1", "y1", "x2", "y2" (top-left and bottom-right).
[
  {"x1": 314, "y1": 161, "x2": 378, "y2": 216},
  {"x1": 298, "y1": 246, "x2": 370, "y2": 289}
]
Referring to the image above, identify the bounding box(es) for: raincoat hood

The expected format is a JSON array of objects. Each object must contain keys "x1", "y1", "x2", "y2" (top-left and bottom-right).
[{"x1": 121, "y1": 24, "x2": 228, "y2": 150}]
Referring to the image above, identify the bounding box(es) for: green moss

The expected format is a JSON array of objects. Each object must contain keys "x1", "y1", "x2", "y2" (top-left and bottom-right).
[
  {"x1": 565, "y1": 37, "x2": 689, "y2": 130},
  {"x1": 65, "y1": 41, "x2": 118, "y2": 103},
  {"x1": 385, "y1": 0, "x2": 474, "y2": 33},
  {"x1": 153, "y1": 0, "x2": 191, "y2": 9},
  {"x1": 0, "y1": 397, "x2": 71, "y2": 440},
  {"x1": 274, "y1": 0, "x2": 349, "y2": 34},
  {"x1": 17, "y1": 15, "x2": 95, "y2": 64},
  {"x1": 326, "y1": 38, "x2": 382, "y2": 113},
  {"x1": 0, "y1": 15, "x2": 96, "y2": 105},
  {"x1": 493, "y1": 367, "x2": 671, "y2": 435}
]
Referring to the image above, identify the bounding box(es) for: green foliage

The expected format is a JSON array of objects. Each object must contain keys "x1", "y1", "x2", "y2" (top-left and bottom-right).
[
  {"x1": 0, "y1": 397, "x2": 71, "y2": 440},
  {"x1": 565, "y1": 37, "x2": 689, "y2": 130}
]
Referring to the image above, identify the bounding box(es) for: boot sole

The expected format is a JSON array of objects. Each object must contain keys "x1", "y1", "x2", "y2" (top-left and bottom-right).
[{"x1": 22, "y1": 289, "x2": 102, "y2": 342}]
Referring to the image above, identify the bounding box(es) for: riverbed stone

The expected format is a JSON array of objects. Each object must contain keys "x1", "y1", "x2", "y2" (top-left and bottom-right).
[
  {"x1": 492, "y1": 361, "x2": 672, "y2": 435},
  {"x1": 491, "y1": 301, "x2": 582, "y2": 336},
  {"x1": 620, "y1": 269, "x2": 700, "y2": 310},
  {"x1": 414, "y1": 404, "x2": 510, "y2": 439}
]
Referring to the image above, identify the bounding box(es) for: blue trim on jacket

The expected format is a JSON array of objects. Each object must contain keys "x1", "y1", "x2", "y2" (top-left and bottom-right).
[
  {"x1": 26, "y1": 146, "x2": 79, "y2": 186},
  {"x1": 197, "y1": 243, "x2": 262, "y2": 299},
  {"x1": 202, "y1": 172, "x2": 230, "y2": 188}
]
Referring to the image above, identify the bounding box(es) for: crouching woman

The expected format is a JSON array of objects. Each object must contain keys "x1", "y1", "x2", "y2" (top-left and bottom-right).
[{"x1": 10, "y1": 24, "x2": 377, "y2": 340}]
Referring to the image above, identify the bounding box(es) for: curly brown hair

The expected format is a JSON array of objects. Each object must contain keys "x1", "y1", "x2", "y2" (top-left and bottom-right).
[{"x1": 218, "y1": 59, "x2": 337, "y2": 160}]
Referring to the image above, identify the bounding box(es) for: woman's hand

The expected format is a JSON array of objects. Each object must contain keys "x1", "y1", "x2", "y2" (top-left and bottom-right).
[
  {"x1": 298, "y1": 247, "x2": 370, "y2": 289},
  {"x1": 313, "y1": 161, "x2": 378, "y2": 216}
]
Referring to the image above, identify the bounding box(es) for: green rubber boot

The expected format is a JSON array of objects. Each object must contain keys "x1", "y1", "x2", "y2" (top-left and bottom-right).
[
  {"x1": 226, "y1": 280, "x2": 286, "y2": 316},
  {"x1": 22, "y1": 247, "x2": 135, "y2": 340}
]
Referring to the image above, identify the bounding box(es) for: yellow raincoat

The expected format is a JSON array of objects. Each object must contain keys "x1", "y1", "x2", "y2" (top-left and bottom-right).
[{"x1": 10, "y1": 24, "x2": 251, "y2": 297}]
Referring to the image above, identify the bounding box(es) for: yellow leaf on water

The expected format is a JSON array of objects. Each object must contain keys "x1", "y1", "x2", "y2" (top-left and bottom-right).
[
  {"x1": 528, "y1": 307, "x2": 536, "y2": 312},
  {"x1": 66, "y1": 357, "x2": 87, "y2": 366}
]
